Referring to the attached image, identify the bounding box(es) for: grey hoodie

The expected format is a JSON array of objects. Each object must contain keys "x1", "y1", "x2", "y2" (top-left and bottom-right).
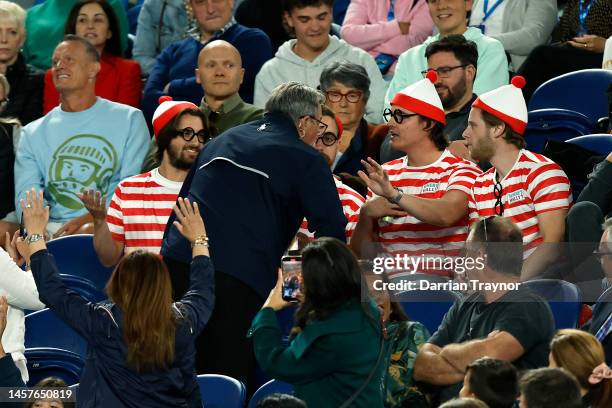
[{"x1": 254, "y1": 35, "x2": 387, "y2": 124}]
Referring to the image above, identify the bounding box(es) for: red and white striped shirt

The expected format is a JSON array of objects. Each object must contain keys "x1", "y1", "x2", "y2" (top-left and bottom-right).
[
  {"x1": 299, "y1": 177, "x2": 365, "y2": 242},
  {"x1": 469, "y1": 149, "x2": 572, "y2": 256},
  {"x1": 374, "y1": 150, "x2": 481, "y2": 273},
  {"x1": 107, "y1": 168, "x2": 182, "y2": 253}
]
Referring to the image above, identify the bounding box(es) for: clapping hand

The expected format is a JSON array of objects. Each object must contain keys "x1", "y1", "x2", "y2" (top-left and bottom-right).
[
  {"x1": 358, "y1": 158, "x2": 397, "y2": 199},
  {"x1": 172, "y1": 197, "x2": 206, "y2": 243},
  {"x1": 79, "y1": 189, "x2": 107, "y2": 222},
  {"x1": 4, "y1": 231, "x2": 28, "y2": 267}
]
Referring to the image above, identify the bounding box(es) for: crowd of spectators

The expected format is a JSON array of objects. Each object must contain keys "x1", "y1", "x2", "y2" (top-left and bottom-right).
[{"x1": 0, "y1": 0, "x2": 611, "y2": 407}]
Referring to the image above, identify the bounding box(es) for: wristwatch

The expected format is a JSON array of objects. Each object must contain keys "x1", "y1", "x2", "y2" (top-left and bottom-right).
[
  {"x1": 27, "y1": 233, "x2": 44, "y2": 245},
  {"x1": 387, "y1": 187, "x2": 403, "y2": 205}
]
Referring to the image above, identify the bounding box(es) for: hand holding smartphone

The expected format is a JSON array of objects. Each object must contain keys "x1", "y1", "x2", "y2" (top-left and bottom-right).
[{"x1": 281, "y1": 255, "x2": 302, "y2": 302}]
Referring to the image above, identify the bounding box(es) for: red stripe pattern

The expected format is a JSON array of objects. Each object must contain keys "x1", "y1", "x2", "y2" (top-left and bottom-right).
[
  {"x1": 299, "y1": 178, "x2": 366, "y2": 242},
  {"x1": 107, "y1": 169, "x2": 182, "y2": 253},
  {"x1": 373, "y1": 150, "x2": 481, "y2": 272},
  {"x1": 468, "y1": 150, "x2": 572, "y2": 256}
]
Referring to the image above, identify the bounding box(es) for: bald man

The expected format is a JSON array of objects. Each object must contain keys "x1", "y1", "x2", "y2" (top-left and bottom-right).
[{"x1": 196, "y1": 40, "x2": 263, "y2": 137}]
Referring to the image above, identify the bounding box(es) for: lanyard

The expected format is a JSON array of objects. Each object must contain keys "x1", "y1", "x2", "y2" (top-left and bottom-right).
[
  {"x1": 481, "y1": 0, "x2": 505, "y2": 23},
  {"x1": 579, "y1": 0, "x2": 596, "y2": 33},
  {"x1": 387, "y1": 0, "x2": 395, "y2": 21}
]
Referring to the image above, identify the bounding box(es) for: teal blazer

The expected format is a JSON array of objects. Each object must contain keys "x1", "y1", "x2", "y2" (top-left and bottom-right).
[{"x1": 249, "y1": 301, "x2": 386, "y2": 407}]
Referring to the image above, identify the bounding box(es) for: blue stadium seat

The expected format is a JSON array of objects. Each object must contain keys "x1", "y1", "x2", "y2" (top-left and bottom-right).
[
  {"x1": 46, "y1": 234, "x2": 114, "y2": 295},
  {"x1": 528, "y1": 69, "x2": 612, "y2": 124},
  {"x1": 398, "y1": 289, "x2": 463, "y2": 335},
  {"x1": 247, "y1": 379, "x2": 294, "y2": 408},
  {"x1": 197, "y1": 374, "x2": 246, "y2": 408},
  {"x1": 25, "y1": 347, "x2": 84, "y2": 387},
  {"x1": 524, "y1": 108, "x2": 595, "y2": 153},
  {"x1": 25, "y1": 308, "x2": 87, "y2": 359},
  {"x1": 59, "y1": 274, "x2": 106, "y2": 302},
  {"x1": 521, "y1": 279, "x2": 582, "y2": 329},
  {"x1": 567, "y1": 134, "x2": 612, "y2": 155}
]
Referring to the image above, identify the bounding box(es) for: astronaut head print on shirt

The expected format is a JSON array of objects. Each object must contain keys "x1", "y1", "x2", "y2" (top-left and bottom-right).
[{"x1": 47, "y1": 134, "x2": 118, "y2": 210}]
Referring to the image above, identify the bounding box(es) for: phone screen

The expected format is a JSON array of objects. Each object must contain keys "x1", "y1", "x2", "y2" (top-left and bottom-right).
[
  {"x1": 281, "y1": 255, "x2": 302, "y2": 302},
  {"x1": 19, "y1": 213, "x2": 27, "y2": 238}
]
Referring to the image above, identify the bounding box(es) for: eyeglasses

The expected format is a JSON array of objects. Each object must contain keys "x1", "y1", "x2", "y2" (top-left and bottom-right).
[
  {"x1": 303, "y1": 115, "x2": 328, "y2": 136},
  {"x1": 316, "y1": 131, "x2": 339, "y2": 146},
  {"x1": 493, "y1": 181, "x2": 504, "y2": 216},
  {"x1": 176, "y1": 127, "x2": 210, "y2": 144},
  {"x1": 421, "y1": 65, "x2": 468, "y2": 79},
  {"x1": 383, "y1": 108, "x2": 418, "y2": 124},
  {"x1": 325, "y1": 90, "x2": 363, "y2": 103},
  {"x1": 593, "y1": 250, "x2": 612, "y2": 261}
]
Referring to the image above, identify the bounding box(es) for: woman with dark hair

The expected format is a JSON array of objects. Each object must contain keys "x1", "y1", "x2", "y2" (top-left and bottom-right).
[
  {"x1": 19, "y1": 189, "x2": 214, "y2": 408},
  {"x1": 319, "y1": 61, "x2": 389, "y2": 185},
  {"x1": 42, "y1": 0, "x2": 142, "y2": 114},
  {"x1": 365, "y1": 272, "x2": 429, "y2": 407},
  {"x1": 249, "y1": 237, "x2": 386, "y2": 407}
]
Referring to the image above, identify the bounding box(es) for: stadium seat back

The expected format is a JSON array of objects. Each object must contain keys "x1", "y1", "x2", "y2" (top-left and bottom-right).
[
  {"x1": 248, "y1": 379, "x2": 294, "y2": 408},
  {"x1": 528, "y1": 69, "x2": 612, "y2": 124},
  {"x1": 197, "y1": 374, "x2": 246, "y2": 408},
  {"x1": 524, "y1": 109, "x2": 595, "y2": 153},
  {"x1": 25, "y1": 308, "x2": 87, "y2": 359},
  {"x1": 567, "y1": 134, "x2": 612, "y2": 155},
  {"x1": 47, "y1": 234, "x2": 114, "y2": 294},
  {"x1": 521, "y1": 279, "x2": 582, "y2": 329},
  {"x1": 398, "y1": 289, "x2": 463, "y2": 334},
  {"x1": 25, "y1": 347, "x2": 84, "y2": 386}
]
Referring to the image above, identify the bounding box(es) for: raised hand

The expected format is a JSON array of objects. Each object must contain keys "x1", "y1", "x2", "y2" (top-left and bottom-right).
[
  {"x1": 172, "y1": 197, "x2": 207, "y2": 243},
  {"x1": 358, "y1": 157, "x2": 396, "y2": 199},
  {"x1": 20, "y1": 189, "x2": 49, "y2": 236}
]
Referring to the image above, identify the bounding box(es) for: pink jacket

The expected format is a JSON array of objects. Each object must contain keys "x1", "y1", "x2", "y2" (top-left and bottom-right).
[{"x1": 341, "y1": 0, "x2": 433, "y2": 73}]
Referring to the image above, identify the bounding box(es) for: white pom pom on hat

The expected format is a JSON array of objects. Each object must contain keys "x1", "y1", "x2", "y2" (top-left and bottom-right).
[
  {"x1": 390, "y1": 70, "x2": 446, "y2": 125},
  {"x1": 152, "y1": 96, "x2": 199, "y2": 139},
  {"x1": 472, "y1": 76, "x2": 528, "y2": 135}
]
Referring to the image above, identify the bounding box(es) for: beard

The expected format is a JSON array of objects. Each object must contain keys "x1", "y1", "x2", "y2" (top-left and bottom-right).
[
  {"x1": 437, "y1": 75, "x2": 468, "y2": 111},
  {"x1": 168, "y1": 144, "x2": 199, "y2": 170},
  {"x1": 469, "y1": 135, "x2": 495, "y2": 162}
]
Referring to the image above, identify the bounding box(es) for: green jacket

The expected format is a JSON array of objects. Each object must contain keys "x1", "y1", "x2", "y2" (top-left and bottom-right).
[
  {"x1": 249, "y1": 301, "x2": 386, "y2": 408},
  {"x1": 200, "y1": 93, "x2": 263, "y2": 137}
]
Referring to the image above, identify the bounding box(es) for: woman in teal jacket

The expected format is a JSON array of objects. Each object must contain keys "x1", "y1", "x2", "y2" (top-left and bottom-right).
[{"x1": 249, "y1": 237, "x2": 386, "y2": 407}]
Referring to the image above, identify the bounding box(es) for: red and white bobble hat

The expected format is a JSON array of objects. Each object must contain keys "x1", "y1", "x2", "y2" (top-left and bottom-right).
[
  {"x1": 472, "y1": 76, "x2": 528, "y2": 135},
  {"x1": 390, "y1": 71, "x2": 446, "y2": 125},
  {"x1": 152, "y1": 96, "x2": 199, "y2": 140}
]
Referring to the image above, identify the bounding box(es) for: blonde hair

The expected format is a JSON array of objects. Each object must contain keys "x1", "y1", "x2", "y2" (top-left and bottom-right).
[
  {"x1": 551, "y1": 329, "x2": 611, "y2": 408},
  {"x1": 0, "y1": 1, "x2": 25, "y2": 32}
]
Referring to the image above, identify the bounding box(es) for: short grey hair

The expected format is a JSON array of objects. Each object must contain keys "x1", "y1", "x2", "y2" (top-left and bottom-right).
[
  {"x1": 265, "y1": 82, "x2": 325, "y2": 124},
  {"x1": 0, "y1": 1, "x2": 25, "y2": 32},
  {"x1": 319, "y1": 61, "x2": 371, "y2": 104}
]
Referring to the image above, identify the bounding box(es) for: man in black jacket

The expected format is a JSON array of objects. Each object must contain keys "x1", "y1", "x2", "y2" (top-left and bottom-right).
[{"x1": 161, "y1": 81, "x2": 347, "y2": 393}]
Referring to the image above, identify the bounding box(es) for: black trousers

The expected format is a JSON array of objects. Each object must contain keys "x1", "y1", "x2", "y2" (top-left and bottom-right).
[
  {"x1": 164, "y1": 257, "x2": 264, "y2": 396},
  {"x1": 518, "y1": 44, "x2": 604, "y2": 102}
]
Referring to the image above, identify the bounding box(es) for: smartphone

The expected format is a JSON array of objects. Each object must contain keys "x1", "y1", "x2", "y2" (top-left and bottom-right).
[
  {"x1": 19, "y1": 213, "x2": 27, "y2": 238},
  {"x1": 281, "y1": 255, "x2": 302, "y2": 302}
]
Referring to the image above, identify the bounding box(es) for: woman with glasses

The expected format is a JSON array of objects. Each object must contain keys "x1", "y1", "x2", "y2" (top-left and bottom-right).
[
  {"x1": 319, "y1": 62, "x2": 390, "y2": 192},
  {"x1": 80, "y1": 97, "x2": 209, "y2": 267},
  {"x1": 43, "y1": 0, "x2": 142, "y2": 114}
]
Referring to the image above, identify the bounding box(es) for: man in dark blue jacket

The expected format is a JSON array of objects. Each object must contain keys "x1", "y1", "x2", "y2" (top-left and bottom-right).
[{"x1": 161, "y1": 81, "x2": 347, "y2": 393}]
